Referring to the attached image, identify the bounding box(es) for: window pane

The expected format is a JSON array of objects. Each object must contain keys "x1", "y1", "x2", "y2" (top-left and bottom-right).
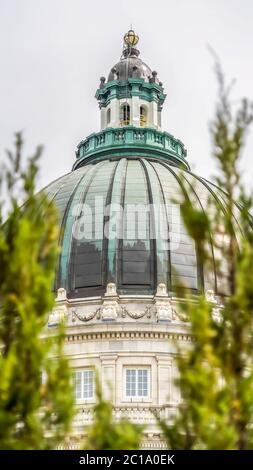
[
  {"x1": 73, "y1": 371, "x2": 82, "y2": 400},
  {"x1": 125, "y1": 368, "x2": 149, "y2": 398},
  {"x1": 71, "y1": 161, "x2": 117, "y2": 290},
  {"x1": 83, "y1": 370, "x2": 94, "y2": 399},
  {"x1": 126, "y1": 369, "x2": 136, "y2": 397},
  {"x1": 73, "y1": 370, "x2": 94, "y2": 400},
  {"x1": 107, "y1": 108, "x2": 111, "y2": 124},
  {"x1": 122, "y1": 161, "x2": 152, "y2": 286},
  {"x1": 138, "y1": 369, "x2": 148, "y2": 397}
]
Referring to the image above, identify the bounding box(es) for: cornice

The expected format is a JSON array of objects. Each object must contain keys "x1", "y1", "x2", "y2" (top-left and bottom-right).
[
  {"x1": 64, "y1": 329, "x2": 192, "y2": 344},
  {"x1": 95, "y1": 78, "x2": 166, "y2": 108}
]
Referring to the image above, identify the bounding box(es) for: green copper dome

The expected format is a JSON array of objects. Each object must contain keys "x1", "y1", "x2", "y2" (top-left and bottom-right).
[
  {"x1": 41, "y1": 31, "x2": 243, "y2": 300},
  {"x1": 44, "y1": 156, "x2": 242, "y2": 299}
]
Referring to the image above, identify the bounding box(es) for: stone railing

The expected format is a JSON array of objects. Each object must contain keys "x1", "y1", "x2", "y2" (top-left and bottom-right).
[
  {"x1": 72, "y1": 403, "x2": 178, "y2": 429},
  {"x1": 73, "y1": 126, "x2": 188, "y2": 170},
  {"x1": 57, "y1": 404, "x2": 176, "y2": 449}
]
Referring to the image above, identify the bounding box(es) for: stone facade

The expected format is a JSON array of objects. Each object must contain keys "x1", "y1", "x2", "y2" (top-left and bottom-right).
[{"x1": 47, "y1": 285, "x2": 197, "y2": 448}]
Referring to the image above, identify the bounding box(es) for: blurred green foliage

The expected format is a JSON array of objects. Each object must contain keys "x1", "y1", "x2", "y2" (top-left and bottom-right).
[
  {"x1": 160, "y1": 61, "x2": 253, "y2": 449},
  {"x1": 0, "y1": 134, "x2": 74, "y2": 449}
]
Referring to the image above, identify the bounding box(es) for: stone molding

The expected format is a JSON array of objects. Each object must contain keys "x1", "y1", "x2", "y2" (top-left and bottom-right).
[
  {"x1": 64, "y1": 330, "x2": 192, "y2": 343},
  {"x1": 47, "y1": 284, "x2": 224, "y2": 342},
  {"x1": 48, "y1": 283, "x2": 184, "y2": 328}
]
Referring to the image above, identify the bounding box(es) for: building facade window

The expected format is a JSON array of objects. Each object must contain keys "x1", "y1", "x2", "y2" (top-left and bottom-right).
[
  {"x1": 140, "y1": 105, "x2": 147, "y2": 127},
  {"x1": 120, "y1": 104, "x2": 130, "y2": 125},
  {"x1": 107, "y1": 107, "x2": 111, "y2": 124},
  {"x1": 125, "y1": 367, "x2": 150, "y2": 398},
  {"x1": 73, "y1": 369, "x2": 94, "y2": 401}
]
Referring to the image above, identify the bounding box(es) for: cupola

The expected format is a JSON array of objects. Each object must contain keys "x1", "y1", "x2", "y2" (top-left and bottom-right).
[{"x1": 95, "y1": 30, "x2": 166, "y2": 131}]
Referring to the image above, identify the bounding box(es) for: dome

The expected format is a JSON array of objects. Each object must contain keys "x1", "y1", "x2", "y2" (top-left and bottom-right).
[
  {"x1": 108, "y1": 54, "x2": 153, "y2": 83},
  {"x1": 44, "y1": 156, "x2": 241, "y2": 300},
  {"x1": 106, "y1": 35, "x2": 160, "y2": 84}
]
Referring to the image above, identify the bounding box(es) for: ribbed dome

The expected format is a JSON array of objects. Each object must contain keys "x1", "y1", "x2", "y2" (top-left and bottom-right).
[
  {"x1": 44, "y1": 157, "x2": 242, "y2": 299},
  {"x1": 106, "y1": 42, "x2": 161, "y2": 84},
  {"x1": 108, "y1": 56, "x2": 153, "y2": 82}
]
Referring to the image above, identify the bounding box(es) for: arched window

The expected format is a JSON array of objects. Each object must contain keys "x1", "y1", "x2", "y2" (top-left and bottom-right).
[
  {"x1": 140, "y1": 105, "x2": 147, "y2": 127},
  {"x1": 120, "y1": 104, "x2": 130, "y2": 125},
  {"x1": 107, "y1": 108, "x2": 111, "y2": 125}
]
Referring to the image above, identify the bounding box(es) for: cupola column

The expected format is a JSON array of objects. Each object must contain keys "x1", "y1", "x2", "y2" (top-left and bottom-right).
[{"x1": 131, "y1": 96, "x2": 140, "y2": 127}]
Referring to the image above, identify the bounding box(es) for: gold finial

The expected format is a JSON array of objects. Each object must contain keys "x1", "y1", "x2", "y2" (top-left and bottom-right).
[{"x1": 124, "y1": 29, "x2": 139, "y2": 47}]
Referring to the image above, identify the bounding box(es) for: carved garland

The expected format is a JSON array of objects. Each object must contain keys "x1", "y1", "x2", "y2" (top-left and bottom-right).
[
  {"x1": 121, "y1": 305, "x2": 152, "y2": 319},
  {"x1": 71, "y1": 307, "x2": 101, "y2": 322}
]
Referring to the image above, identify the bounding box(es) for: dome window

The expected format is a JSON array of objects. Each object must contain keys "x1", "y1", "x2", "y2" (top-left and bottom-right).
[
  {"x1": 120, "y1": 104, "x2": 130, "y2": 126},
  {"x1": 107, "y1": 108, "x2": 111, "y2": 125},
  {"x1": 140, "y1": 105, "x2": 147, "y2": 127}
]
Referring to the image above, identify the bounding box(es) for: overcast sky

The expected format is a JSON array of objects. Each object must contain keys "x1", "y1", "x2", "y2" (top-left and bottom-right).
[{"x1": 1, "y1": 0, "x2": 253, "y2": 191}]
